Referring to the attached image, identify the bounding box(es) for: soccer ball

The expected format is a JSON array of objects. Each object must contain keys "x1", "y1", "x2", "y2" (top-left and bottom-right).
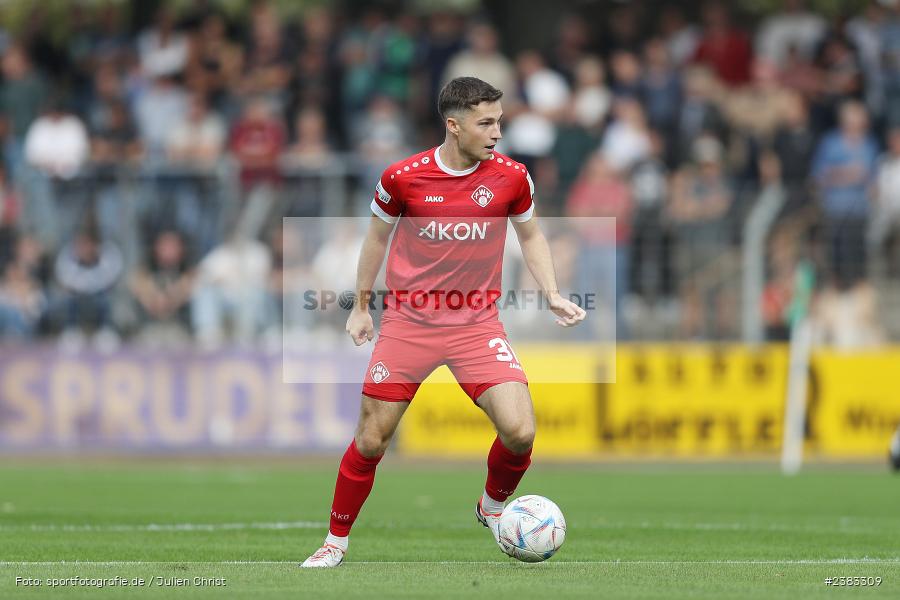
[{"x1": 496, "y1": 495, "x2": 566, "y2": 562}]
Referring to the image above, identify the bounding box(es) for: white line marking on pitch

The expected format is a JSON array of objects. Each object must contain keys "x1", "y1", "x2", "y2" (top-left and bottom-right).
[
  {"x1": 598, "y1": 521, "x2": 891, "y2": 534},
  {"x1": 3, "y1": 520, "x2": 893, "y2": 535},
  {"x1": 0, "y1": 521, "x2": 327, "y2": 533},
  {"x1": 1, "y1": 559, "x2": 898, "y2": 566}
]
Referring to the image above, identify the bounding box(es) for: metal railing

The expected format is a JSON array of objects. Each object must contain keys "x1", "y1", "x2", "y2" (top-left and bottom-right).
[{"x1": 7, "y1": 159, "x2": 898, "y2": 344}]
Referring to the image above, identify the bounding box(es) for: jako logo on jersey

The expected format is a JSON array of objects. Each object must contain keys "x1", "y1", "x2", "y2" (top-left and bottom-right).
[
  {"x1": 424, "y1": 195, "x2": 444, "y2": 203},
  {"x1": 418, "y1": 221, "x2": 489, "y2": 241},
  {"x1": 471, "y1": 185, "x2": 494, "y2": 207},
  {"x1": 375, "y1": 181, "x2": 391, "y2": 204},
  {"x1": 370, "y1": 362, "x2": 390, "y2": 383}
]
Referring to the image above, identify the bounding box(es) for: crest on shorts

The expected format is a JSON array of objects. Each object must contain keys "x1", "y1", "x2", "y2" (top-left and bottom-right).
[
  {"x1": 370, "y1": 362, "x2": 390, "y2": 383},
  {"x1": 471, "y1": 185, "x2": 494, "y2": 208}
]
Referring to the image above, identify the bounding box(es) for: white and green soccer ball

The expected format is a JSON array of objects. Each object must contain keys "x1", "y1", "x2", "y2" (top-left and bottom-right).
[{"x1": 497, "y1": 495, "x2": 566, "y2": 562}]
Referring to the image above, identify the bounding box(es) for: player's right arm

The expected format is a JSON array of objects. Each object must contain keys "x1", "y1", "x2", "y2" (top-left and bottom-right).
[
  {"x1": 347, "y1": 167, "x2": 404, "y2": 345},
  {"x1": 346, "y1": 216, "x2": 394, "y2": 345}
]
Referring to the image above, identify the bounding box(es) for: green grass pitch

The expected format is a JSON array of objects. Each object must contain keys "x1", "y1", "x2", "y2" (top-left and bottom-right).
[{"x1": 0, "y1": 461, "x2": 897, "y2": 598}]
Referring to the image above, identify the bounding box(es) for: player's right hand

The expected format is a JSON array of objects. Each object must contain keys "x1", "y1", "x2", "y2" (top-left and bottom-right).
[
  {"x1": 346, "y1": 309, "x2": 375, "y2": 345},
  {"x1": 548, "y1": 293, "x2": 587, "y2": 328}
]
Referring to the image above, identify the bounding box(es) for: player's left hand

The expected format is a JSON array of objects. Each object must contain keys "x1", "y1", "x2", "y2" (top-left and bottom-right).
[{"x1": 548, "y1": 293, "x2": 586, "y2": 327}]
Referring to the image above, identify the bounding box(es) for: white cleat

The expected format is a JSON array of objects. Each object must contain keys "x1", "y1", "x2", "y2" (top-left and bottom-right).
[
  {"x1": 475, "y1": 498, "x2": 502, "y2": 544},
  {"x1": 300, "y1": 543, "x2": 345, "y2": 568}
]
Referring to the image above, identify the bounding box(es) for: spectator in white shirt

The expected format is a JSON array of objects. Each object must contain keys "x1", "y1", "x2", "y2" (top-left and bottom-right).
[
  {"x1": 133, "y1": 75, "x2": 188, "y2": 161},
  {"x1": 166, "y1": 92, "x2": 226, "y2": 168},
  {"x1": 516, "y1": 50, "x2": 571, "y2": 117},
  {"x1": 601, "y1": 97, "x2": 652, "y2": 173},
  {"x1": 755, "y1": 0, "x2": 826, "y2": 67},
  {"x1": 570, "y1": 55, "x2": 612, "y2": 131},
  {"x1": 137, "y1": 7, "x2": 189, "y2": 78},
  {"x1": 21, "y1": 100, "x2": 90, "y2": 248},
  {"x1": 191, "y1": 230, "x2": 271, "y2": 348},
  {"x1": 23, "y1": 101, "x2": 89, "y2": 180}
]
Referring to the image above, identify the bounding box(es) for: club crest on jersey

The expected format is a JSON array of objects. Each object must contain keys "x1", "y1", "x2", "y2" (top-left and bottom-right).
[
  {"x1": 471, "y1": 185, "x2": 494, "y2": 208},
  {"x1": 370, "y1": 362, "x2": 390, "y2": 383}
]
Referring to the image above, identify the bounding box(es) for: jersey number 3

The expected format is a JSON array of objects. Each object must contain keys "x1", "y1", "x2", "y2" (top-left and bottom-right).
[{"x1": 489, "y1": 337, "x2": 519, "y2": 363}]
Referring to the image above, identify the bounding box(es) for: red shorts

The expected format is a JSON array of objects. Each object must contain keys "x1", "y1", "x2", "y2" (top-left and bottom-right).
[{"x1": 361, "y1": 317, "x2": 528, "y2": 402}]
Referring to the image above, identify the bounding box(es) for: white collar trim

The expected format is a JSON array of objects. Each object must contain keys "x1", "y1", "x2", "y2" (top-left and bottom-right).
[{"x1": 434, "y1": 145, "x2": 480, "y2": 176}]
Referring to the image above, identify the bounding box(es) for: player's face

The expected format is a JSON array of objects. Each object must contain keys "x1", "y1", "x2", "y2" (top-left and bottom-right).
[{"x1": 456, "y1": 101, "x2": 502, "y2": 162}]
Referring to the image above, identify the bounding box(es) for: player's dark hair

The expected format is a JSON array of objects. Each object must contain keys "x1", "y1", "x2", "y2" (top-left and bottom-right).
[{"x1": 438, "y1": 77, "x2": 503, "y2": 120}]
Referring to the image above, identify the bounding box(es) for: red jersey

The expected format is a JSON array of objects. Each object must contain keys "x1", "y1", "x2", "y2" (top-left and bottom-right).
[{"x1": 370, "y1": 146, "x2": 535, "y2": 326}]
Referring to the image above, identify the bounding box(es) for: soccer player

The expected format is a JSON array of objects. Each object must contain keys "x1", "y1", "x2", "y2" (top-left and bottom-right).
[{"x1": 301, "y1": 77, "x2": 586, "y2": 567}]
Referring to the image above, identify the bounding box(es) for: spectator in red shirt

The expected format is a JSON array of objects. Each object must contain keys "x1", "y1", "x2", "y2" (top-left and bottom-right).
[
  {"x1": 692, "y1": 1, "x2": 753, "y2": 87},
  {"x1": 229, "y1": 96, "x2": 286, "y2": 190},
  {"x1": 565, "y1": 154, "x2": 633, "y2": 337},
  {"x1": 228, "y1": 97, "x2": 287, "y2": 238}
]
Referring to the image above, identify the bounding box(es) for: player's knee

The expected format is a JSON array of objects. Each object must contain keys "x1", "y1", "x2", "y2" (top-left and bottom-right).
[
  {"x1": 355, "y1": 429, "x2": 391, "y2": 457},
  {"x1": 504, "y1": 423, "x2": 535, "y2": 453}
]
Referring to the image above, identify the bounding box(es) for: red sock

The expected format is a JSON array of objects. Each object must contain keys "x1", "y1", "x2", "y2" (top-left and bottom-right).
[
  {"x1": 329, "y1": 440, "x2": 383, "y2": 536},
  {"x1": 484, "y1": 436, "x2": 532, "y2": 502}
]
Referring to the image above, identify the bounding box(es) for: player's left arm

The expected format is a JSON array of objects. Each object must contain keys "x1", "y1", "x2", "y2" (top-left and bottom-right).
[{"x1": 512, "y1": 216, "x2": 586, "y2": 328}]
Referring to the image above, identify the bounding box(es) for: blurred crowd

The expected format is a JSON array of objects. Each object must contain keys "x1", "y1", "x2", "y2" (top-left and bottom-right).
[{"x1": 0, "y1": 0, "x2": 898, "y2": 348}]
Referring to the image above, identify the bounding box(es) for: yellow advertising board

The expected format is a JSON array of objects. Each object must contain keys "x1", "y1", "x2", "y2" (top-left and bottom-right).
[
  {"x1": 599, "y1": 345, "x2": 788, "y2": 457},
  {"x1": 810, "y1": 350, "x2": 900, "y2": 458},
  {"x1": 1, "y1": 344, "x2": 895, "y2": 457},
  {"x1": 397, "y1": 343, "x2": 899, "y2": 460}
]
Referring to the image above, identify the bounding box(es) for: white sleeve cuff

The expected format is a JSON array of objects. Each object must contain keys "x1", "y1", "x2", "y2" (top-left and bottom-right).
[
  {"x1": 509, "y1": 203, "x2": 534, "y2": 222},
  {"x1": 371, "y1": 199, "x2": 399, "y2": 223}
]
